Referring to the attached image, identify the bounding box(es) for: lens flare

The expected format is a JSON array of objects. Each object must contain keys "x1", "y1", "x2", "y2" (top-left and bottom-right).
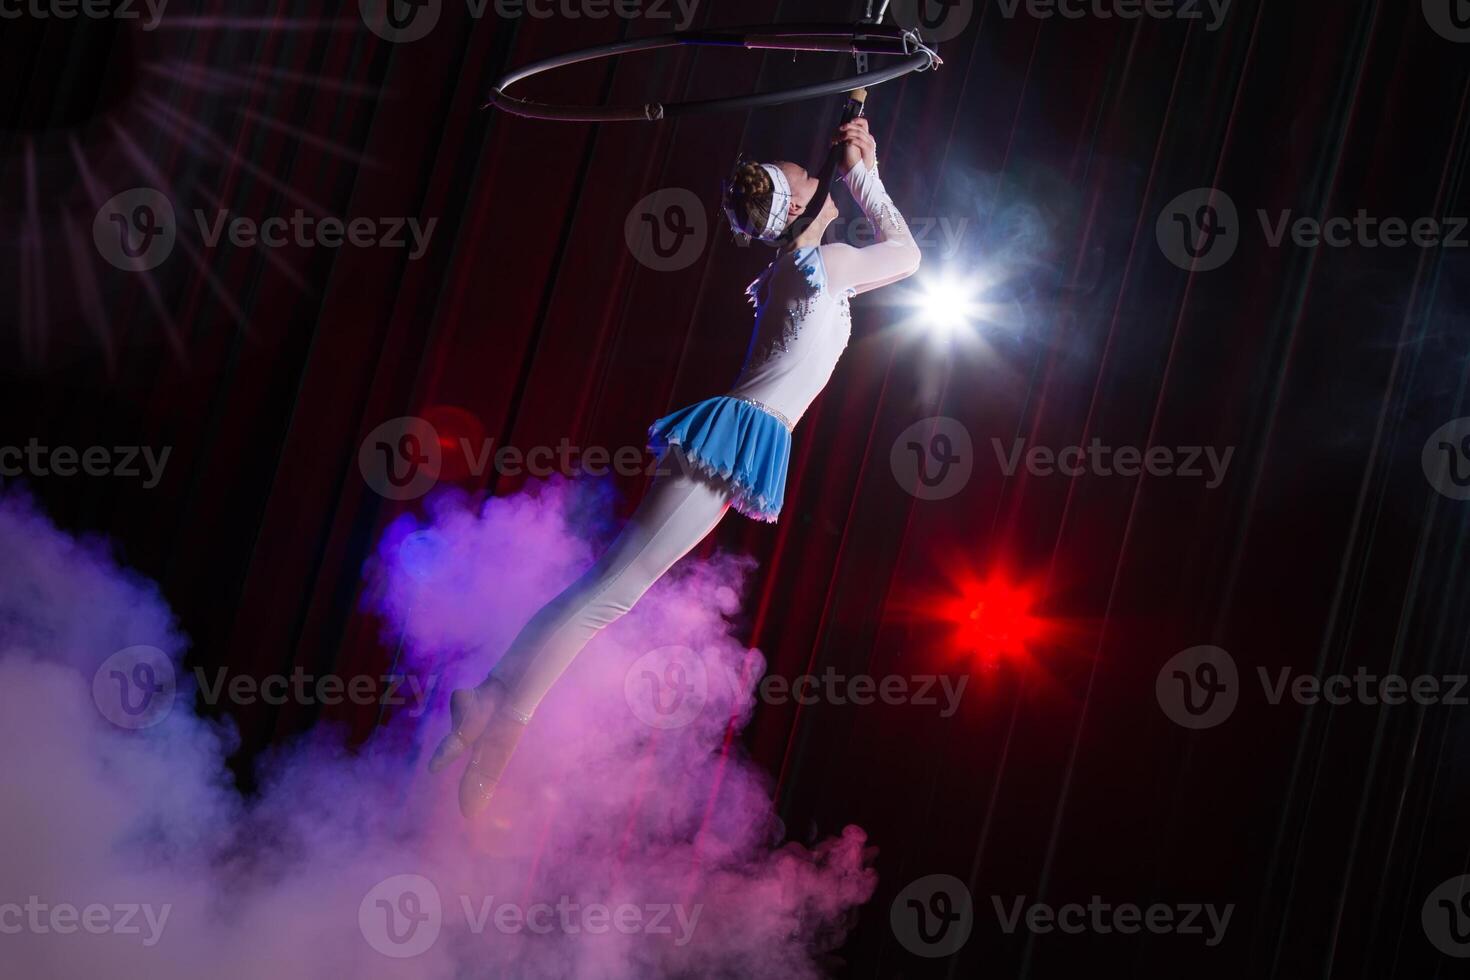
[
  {"x1": 893, "y1": 564, "x2": 1060, "y2": 672},
  {"x1": 917, "y1": 274, "x2": 983, "y2": 336},
  {"x1": 943, "y1": 572, "x2": 1048, "y2": 665},
  {"x1": 904, "y1": 268, "x2": 1000, "y2": 343}
]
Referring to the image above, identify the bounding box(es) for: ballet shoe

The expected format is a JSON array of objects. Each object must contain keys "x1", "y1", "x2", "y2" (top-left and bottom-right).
[
  {"x1": 458, "y1": 711, "x2": 528, "y2": 819},
  {"x1": 427, "y1": 682, "x2": 499, "y2": 774}
]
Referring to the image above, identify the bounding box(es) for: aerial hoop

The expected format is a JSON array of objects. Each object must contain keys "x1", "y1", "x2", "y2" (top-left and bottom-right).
[{"x1": 484, "y1": 23, "x2": 941, "y2": 123}]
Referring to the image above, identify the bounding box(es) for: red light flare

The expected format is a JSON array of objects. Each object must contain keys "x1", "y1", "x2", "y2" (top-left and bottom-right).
[
  {"x1": 894, "y1": 565, "x2": 1063, "y2": 672},
  {"x1": 421, "y1": 404, "x2": 486, "y2": 483}
]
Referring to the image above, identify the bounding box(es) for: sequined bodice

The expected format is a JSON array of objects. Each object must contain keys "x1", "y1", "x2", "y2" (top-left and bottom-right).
[{"x1": 725, "y1": 246, "x2": 854, "y2": 429}]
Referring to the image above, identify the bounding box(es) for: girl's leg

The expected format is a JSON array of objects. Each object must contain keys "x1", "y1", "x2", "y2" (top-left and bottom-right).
[
  {"x1": 430, "y1": 452, "x2": 731, "y2": 812},
  {"x1": 486, "y1": 456, "x2": 732, "y2": 719}
]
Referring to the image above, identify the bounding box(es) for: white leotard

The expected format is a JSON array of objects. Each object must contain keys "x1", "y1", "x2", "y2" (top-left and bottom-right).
[
  {"x1": 725, "y1": 159, "x2": 922, "y2": 428},
  {"x1": 489, "y1": 161, "x2": 923, "y2": 719}
]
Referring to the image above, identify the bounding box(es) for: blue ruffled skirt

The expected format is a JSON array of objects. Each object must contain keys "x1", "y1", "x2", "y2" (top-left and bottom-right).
[{"x1": 647, "y1": 396, "x2": 791, "y2": 523}]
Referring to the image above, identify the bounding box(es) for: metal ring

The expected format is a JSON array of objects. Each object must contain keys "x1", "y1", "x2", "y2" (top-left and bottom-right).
[{"x1": 484, "y1": 23, "x2": 938, "y2": 123}]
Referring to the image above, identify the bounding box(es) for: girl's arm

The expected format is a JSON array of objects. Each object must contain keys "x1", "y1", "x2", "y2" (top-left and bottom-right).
[{"x1": 821, "y1": 158, "x2": 922, "y2": 296}]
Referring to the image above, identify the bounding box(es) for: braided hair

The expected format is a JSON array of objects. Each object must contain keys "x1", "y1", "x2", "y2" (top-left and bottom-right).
[{"x1": 721, "y1": 158, "x2": 777, "y2": 244}]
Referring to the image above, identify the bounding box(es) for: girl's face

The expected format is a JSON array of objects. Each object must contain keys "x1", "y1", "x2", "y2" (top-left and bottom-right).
[{"x1": 775, "y1": 161, "x2": 838, "y2": 227}]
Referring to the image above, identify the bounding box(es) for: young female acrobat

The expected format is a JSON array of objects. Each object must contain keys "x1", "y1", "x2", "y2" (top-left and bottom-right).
[{"x1": 429, "y1": 115, "x2": 921, "y2": 817}]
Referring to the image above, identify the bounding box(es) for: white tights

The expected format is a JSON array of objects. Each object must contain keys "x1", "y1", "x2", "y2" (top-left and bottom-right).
[{"x1": 485, "y1": 449, "x2": 732, "y2": 719}]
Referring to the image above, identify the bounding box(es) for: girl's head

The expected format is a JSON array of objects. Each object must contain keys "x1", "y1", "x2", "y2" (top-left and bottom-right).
[{"x1": 721, "y1": 159, "x2": 837, "y2": 245}]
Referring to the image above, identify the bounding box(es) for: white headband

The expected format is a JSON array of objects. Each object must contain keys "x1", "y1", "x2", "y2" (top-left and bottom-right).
[{"x1": 757, "y1": 164, "x2": 792, "y2": 242}]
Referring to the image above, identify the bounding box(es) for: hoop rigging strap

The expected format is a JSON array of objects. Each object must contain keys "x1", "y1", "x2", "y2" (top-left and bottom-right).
[
  {"x1": 773, "y1": 93, "x2": 865, "y2": 247},
  {"x1": 484, "y1": 23, "x2": 940, "y2": 123}
]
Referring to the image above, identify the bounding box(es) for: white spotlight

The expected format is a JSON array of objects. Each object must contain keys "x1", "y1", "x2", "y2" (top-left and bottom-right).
[{"x1": 912, "y1": 271, "x2": 989, "y2": 340}]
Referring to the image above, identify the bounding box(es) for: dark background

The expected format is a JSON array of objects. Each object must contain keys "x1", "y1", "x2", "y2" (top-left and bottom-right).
[{"x1": 4, "y1": 0, "x2": 1470, "y2": 976}]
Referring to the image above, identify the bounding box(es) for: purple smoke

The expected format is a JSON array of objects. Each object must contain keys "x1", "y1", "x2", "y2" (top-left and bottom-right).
[{"x1": 0, "y1": 480, "x2": 875, "y2": 978}]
